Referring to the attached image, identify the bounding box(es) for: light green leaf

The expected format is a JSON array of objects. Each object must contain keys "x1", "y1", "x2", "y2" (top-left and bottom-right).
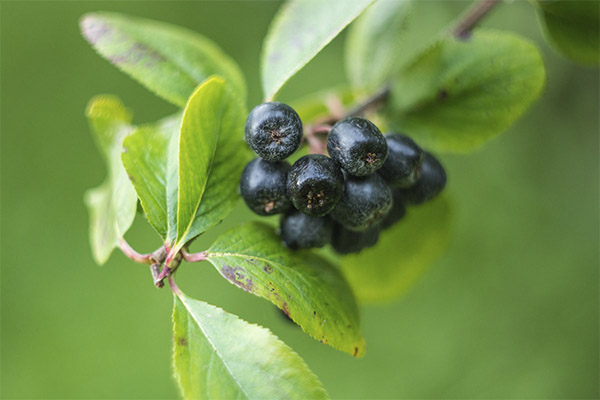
[
  {"x1": 121, "y1": 114, "x2": 181, "y2": 241},
  {"x1": 84, "y1": 95, "x2": 137, "y2": 264},
  {"x1": 80, "y1": 12, "x2": 246, "y2": 107},
  {"x1": 384, "y1": 29, "x2": 546, "y2": 153},
  {"x1": 172, "y1": 291, "x2": 329, "y2": 400},
  {"x1": 174, "y1": 77, "x2": 250, "y2": 254},
  {"x1": 206, "y1": 222, "x2": 365, "y2": 357},
  {"x1": 261, "y1": 0, "x2": 375, "y2": 100},
  {"x1": 345, "y1": 0, "x2": 412, "y2": 90},
  {"x1": 341, "y1": 195, "x2": 452, "y2": 304},
  {"x1": 536, "y1": 0, "x2": 599, "y2": 66}
]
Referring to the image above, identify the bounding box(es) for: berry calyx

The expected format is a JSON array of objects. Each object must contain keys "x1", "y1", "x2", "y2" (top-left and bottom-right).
[
  {"x1": 331, "y1": 173, "x2": 393, "y2": 231},
  {"x1": 240, "y1": 158, "x2": 291, "y2": 216},
  {"x1": 378, "y1": 133, "x2": 424, "y2": 188},
  {"x1": 286, "y1": 154, "x2": 344, "y2": 217},
  {"x1": 245, "y1": 102, "x2": 303, "y2": 161},
  {"x1": 280, "y1": 211, "x2": 332, "y2": 249},
  {"x1": 397, "y1": 152, "x2": 447, "y2": 205},
  {"x1": 327, "y1": 117, "x2": 388, "y2": 176}
]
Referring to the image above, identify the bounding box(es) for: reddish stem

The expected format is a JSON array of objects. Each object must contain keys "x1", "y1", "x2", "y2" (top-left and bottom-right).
[
  {"x1": 118, "y1": 239, "x2": 152, "y2": 264},
  {"x1": 182, "y1": 250, "x2": 208, "y2": 263}
]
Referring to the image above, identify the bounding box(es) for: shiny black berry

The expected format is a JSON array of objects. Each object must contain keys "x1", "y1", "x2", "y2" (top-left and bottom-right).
[
  {"x1": 379, "y1": 192, "x2": 407, "y2": 230},
  {"x1": 280, "y1": 211, "x2": 332, "y2": 249},
  {"x1": 240, "y1": 158, "x2": 291, "y2": 216},
  {"x1": 245, "y1": 102, "x2": 303, "y2": 161},
  {"x1": 332, "y1": 224, "x2": 380, "y2": 255},
  {"x1": 286, "y1": 154, "x2": 344, "y2": 216},
  {"x1": 327, "y1": 117, "x2": 388, "y2": 176},
  {"x1": 378, "y1": 133, "x2": 424, "y2": 188},
  {"x1": 397, "y1": 152, "x2": 446, "y2": 205},
  {"x1": 331, "y1": 173, "x2": 393, "y2": 231}
]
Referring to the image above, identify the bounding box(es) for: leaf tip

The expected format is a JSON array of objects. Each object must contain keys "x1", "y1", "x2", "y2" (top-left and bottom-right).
[{"x1": 79, "y1": 13, "x2": 109, "y2": 46}]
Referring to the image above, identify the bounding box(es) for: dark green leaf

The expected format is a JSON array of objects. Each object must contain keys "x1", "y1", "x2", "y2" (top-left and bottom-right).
[
  {"x1": 80, "y1": 12, "x2": 246, "y2": 107},
  {"x1": 206, "y1": 222, "x2": 365, "y2": 357},
  {"x1": 536, "y1": 0, "x2": 599, "y2": 66},
  {"x1": 384, "y1": 29, "x2": 546, "y2": 153},
  {"x1": 173, "y1": 291, "x2": 329, "y2": 399},
  {"x1": 174, "y1": 77, "x2": 250, "y2": 254},
  {"x1": 341, "y1": 195, "x2": 452, "y2": 303},
  {"x1": 121, "y1": 114, "x2": 181, "y2": 240},
  {"x1": 345, "y1": 0, "x2": 412, "y2": 90},
  {"x1": 261, "y1": 0, "x2": 374, "y2": 100},
  {"x1": 84, "y1": 95, "x2": 137, "y2": 264}
]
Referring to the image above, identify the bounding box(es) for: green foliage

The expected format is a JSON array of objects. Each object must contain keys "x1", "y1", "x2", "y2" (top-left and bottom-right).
[
  {"x1": 261, "y1": 0, "x2": 374, "y2": 100},
  {"x1": 79, "y1": 12, "x2": 246, "y2": 107},
  {"x1": 84, "y1": 95, "x2": 137, "y2": 264},
  {"x1": 384, "y1": 29, "x2": 546, "y2": 153},
  {"x1": 173, "y1": 77, "x2": 250, "y2": 254},
  {"x1": 172, "y1": 290, "x2": 329, "y2": 400},
  {"x1": 345, "y1": 0, "x2": 412, "y2": 90},
  {"x1": 342, "y1": 195, "x2": 452, "y2": 303},
  {"x1": 206, "y1": 222, "x2": 366, "y2": 357},
  {"x1": 122, "y1": 114, "x2": 181, "y2": 240},
  {"x1": 535, "y1": 0, "x2": 599, "y2": 66}
]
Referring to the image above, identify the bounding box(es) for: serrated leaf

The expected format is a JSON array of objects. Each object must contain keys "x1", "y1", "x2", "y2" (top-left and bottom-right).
[
  {"x1": 345, "y1": 0, "x2": 412, "y2": 90},
  {"x1": 172, "y1": 291, "x2": 329, "y2": 400},
  {"x1": 174, "y1": 77, "x2": 250, "y2": 254},
  {"x1": 341, "y1": 195, "x2": 452, "y2": 303},
  {"x1": 80, "y1": 12, "x2": 246, "y2": 107},
  {"x1": 261, "y1": 0, "x2": 374, "y2": 100},
  {"x1": 206, "y1": 222, "x2": 365, "y2": 357},
  {"x1": 536, "y1": 0, "x2": 599, "y2": 66},
  {"x1": 84, "y1": 95, "x2": 137, "y2": 264},
  {"x1": 384, "y1": 29, "x2": 546, "y2": 153},
  {"x1": 121, "y1": 114, "x2": 181, "y2": 240}
]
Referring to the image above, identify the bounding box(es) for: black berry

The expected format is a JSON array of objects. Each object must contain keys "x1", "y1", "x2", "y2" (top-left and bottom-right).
[
  {"x1": 245, "y1": 102, "x2": 303, "y2": 161},
  {"x1": 331, "y1": 173, "x2": 393, "y2": 231},
  {"x1": 378, "y1": 133, "x2": 424, "y2": 188},
  {"x1": 280, "y1": 211, "x2": 332, "y2": 249},
  {"x1": 397, "y1": 152, "x2": 446, "y2": 205},
  {"x1": 332, "y1": 224, "x2": 380, "y2": 255},
  {"x1": 240, "y1": 158, "x2": 291, "y2": 216},
  {"x1": 286, "y1": 154, "x2": 344, "y2": 216},
  {"x1": 327, "y1": 117, "x2": 388, "y2": 176},
  {"x1": 379, "y1": 192, "x2": 407, "y2": 230}
]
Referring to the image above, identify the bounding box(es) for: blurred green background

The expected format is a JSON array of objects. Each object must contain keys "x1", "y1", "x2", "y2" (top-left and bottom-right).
[{"x1": 1, "y1": 1, "x2": 598, "y2": 399}]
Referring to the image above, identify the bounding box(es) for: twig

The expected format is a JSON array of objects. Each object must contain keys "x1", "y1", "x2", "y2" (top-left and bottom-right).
[
  {"x1": 305, "y1": 125, "x2": 331, "y2": 154},
  {"x1": 344, "y1": 86, "x2": 391, "y2": 118},
  {"x1": 182, "y1": 250, "x2": 208, "y2": 263},
  {"x1": 452, "y1": 0, "x2": 500, "y2": 39},
  {"x1": 118, "y1": 239, "x2": 153, "y2": 264}
]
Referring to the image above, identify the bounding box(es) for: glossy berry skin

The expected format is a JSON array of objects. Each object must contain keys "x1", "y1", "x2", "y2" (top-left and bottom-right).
[
  {"x1": 331, "y1": 173, "x2": 393, "y2": 231},
  {"x1": 378, "y1": 133, "x2": 424, "y2": 188},
  {"x1": 245, "y1": 102, "x2": 303, "y2": 161},
  {"x1": 286, "y1": 154, "x2": 344, "y2": 216},
  {"x1": 327, "y1": 117, "x2": 388, "y2": 176},
  {"x1": 280, "y1": 211, "x2": 332, "y2": 249},
  {"x1": 379, "y1": 192, "x2": 407, "y2": 230},
  {"x1": 332, "y1": 224, "x2": 380, "y2": 255},
  {"x1": 240, "y1": 158, "x2": 291, "y2": 216},
  {"x1": 397, "y1": 152, "x2": 446, "y2": 205}
]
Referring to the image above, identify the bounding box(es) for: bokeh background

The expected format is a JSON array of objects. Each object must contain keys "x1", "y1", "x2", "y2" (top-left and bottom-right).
[{"x1": 1, "y1": 1, "x2": 598, "y2": 399}]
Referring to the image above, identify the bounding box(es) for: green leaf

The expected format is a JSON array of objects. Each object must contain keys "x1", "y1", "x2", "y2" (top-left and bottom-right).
[
  {"x1": 173, "y1": 291, "x2": 329, "y2": 400},
  {"x1": 174, "y1": 77, "x2": 250, "y2": 253},
  {"x1": 384, "y1": 29, "x2": 546, "y2": 153},
  {"x1": 290, "y1": 86, "x2": 356, "y2": 124},
  {"x1": 261, "y1": 0, "x2": 375, "y2": 100},
  {"x1": 536, "y1": 0, "x2": 599, "y2": 66},
  {"x1": 80, "y1": 12, "x2": 246, "y2": 107},
  {"x1": 206, "y1": 222, "x2": 365, "y2": 357},
  {"x1": 121, "y1": 114, "x2": 181, "y2": 241},
  {"x1": 345, "y1": 0, "x2": 412, "y2": 90},
  {"x1": 84, "y1": 95, "x2": 137, "y2": 264},
  {"x1": 341, "y1": 195, "x2": 452, "y2": 303}
]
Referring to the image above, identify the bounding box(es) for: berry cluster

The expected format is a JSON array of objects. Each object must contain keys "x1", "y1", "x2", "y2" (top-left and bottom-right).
[{"x1": 240, "y1": 102, "x2": 446, "y2": 254}]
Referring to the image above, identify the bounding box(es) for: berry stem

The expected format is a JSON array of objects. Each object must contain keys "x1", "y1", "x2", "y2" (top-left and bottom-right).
[
  {"x1": 344, "y1": 86, "x2": 391, "y2": 118},
  {"x1": 452, "y1": 0, "x2": 500, "y2": 39},
  {"x1": 118, "y1": 238, "x2": 153, "y2": 264}
]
